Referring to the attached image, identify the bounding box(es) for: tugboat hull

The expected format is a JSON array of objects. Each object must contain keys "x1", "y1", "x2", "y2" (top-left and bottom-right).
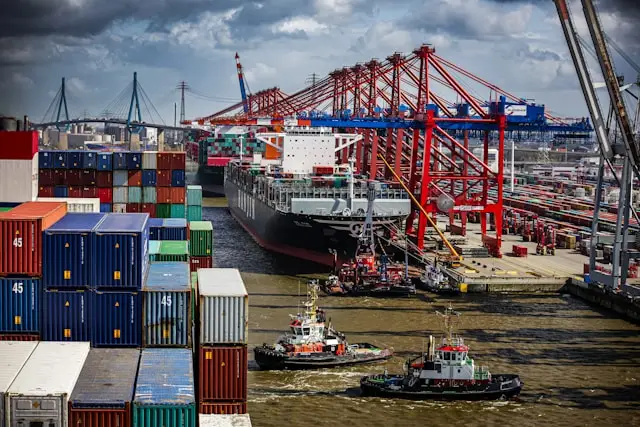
[
  {"x1": 254, "y1": 344, "x2": 392, "y2": 371},
  {"x1": 360, "y1": 374, "x2": 523, "y2": 401}
]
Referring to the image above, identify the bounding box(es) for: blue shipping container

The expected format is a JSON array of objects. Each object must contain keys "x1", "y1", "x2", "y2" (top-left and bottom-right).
[
  {"x1": 53, "y1": 151, "x2": 68, "y2": 168},
  {"x1": 148, "y1": 218, "x2": 163, "y2": 240},
  {"x1": 42, "y1": 289, "x2": 90, "y2": 341},
  {"x1": 113, "y1": 170, "x2": 129, "y2": 187},
  {"x1": 141, "y1": 170, "x2": 157, "y2": 186},
  {"x1": 113, "y1": 152, "x2": 128, "y2": 170},
  {"x1": 143, "y1": 263, "x2": 191, "y2": 347},
  {"x1": 171, "y1": 170, "x2": 185, "y2": 187},
  {"x1": 68, "y1": 151, "x2": 83, "y2": 169},
  {"x1": 54, "y1": 185, "x2": 69, "y2": 197},
  {"x1": 93, "y1": 213, "x2": 150, "y2": 289},
  {"x1": 127, "y1": 152, "x2": 142, "y2": 170},
  {"x1": 43, "y1": 213, "x2": 106, "y2": 289},
  {"x1": 161, "y1": 218, "x2": 188, "y2": 240},
  {"x1": 0, "y1": 278, "x2": 40, "y2": 333},
  {"x1": 91, "y1": 290, "x2": 142, "y2": 347},
  {"x1": 133, "y1": 349, "x2": 195, "y2": 426},
  {"x1": 39, "y1": 151, "x2": 52, "y2": 168},
  {"x1": 82, "y1": 151, "x2": 97, "y2": 169},
  {"x1": 97, "y1": 152, "x2": 113, "y2": 171},
  {"x1": 100, "y1": 203, "x2": 112, "y2": 213}
]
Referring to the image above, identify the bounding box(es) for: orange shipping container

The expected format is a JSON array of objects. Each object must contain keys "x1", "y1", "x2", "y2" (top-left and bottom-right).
[
  {"x1": 198, "y1": 402, "x2": 247, "y2": 415},
  {"x1": 170, "y1": 187, "x2": 186, "y2": 204},
  {"x1": 157, "y1": 187, "x2": 172, "y2": 204},
  {"x1": 0, "y1": 201, "x2": 67, "y2": 275},
  {"x1": 128, "y1": 170, "x2": 142, "y2": 186}
]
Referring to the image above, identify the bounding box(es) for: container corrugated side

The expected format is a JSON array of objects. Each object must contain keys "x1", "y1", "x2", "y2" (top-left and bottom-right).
[
  {"x1": 0, "y1": 156, "x2": 38, "y2": 203},
  {"x1": 198, "y1": 402, "x2": 247, "y2": 415},
  {"x1": 148, "y1": 218, "x2": 163, "y2": 240},
  {"x1": 162, "y1": 218, "x2": 188, "y2": 240},
  {"x1": 6, "y1": 342, "x2": 90, "y2": 427},
  {"x1": 0, "y1": 201, "x2": 67, "y2": 276},
  {"x1": 93, "y1": 213, "x2": 150, "y2": 289},
  {"x1": 198, "y1": 346, "x2": 247, "y2": 401},
  {"x1": 142, "y1": 151, "x2": 157, "y2": 170},
  {"x1": 0, "y1": 342, "x2": 38, "y2": 424},
  {"x1": 199, "y1": 414, "x2": 252, "y2": 427},
  {"x1": 133, "y1": 348, "x2": 196, "y2": 427},
  {"x1": 143, "y1": 262, "x2": 191, "y2": 347},
  {"x1": 0, "y1": 333, "x2": 39, "y2": 341},
  {"x1": 189, "y1": 221, "x2": 213, "y2": 256},
  {"x1": 186, "y1": 185, "x2": 202, "y2": 206},
  {"x1": 43, "y1": 289, "x2": 90, "y2": 341},
  {"x1": 69, "y1": 348, "x2": 140, "y2": 427},
  {"x1": 198, "y1": 269, "x2": 248, "y2": 345},
  {"x1": 0, "y1": 278, "x2": 40, "y2": 332},
  {"x1": 42, "y1": 212, "x2": 106, "y2": 288},
  {"x1": 91, "y1": 290, "x2": 142, "y2": 347},
  {"x1": 154, "y1": 240, "x2": 189, "y2": 262},
  {"x1": 37, "y1": 197, "x2": 101, "y2": 213}
]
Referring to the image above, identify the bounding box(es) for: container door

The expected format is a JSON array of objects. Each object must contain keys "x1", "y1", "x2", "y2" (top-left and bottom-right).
[{"x1": 9, "y1": 396, "x2": 63, "y2": 427}]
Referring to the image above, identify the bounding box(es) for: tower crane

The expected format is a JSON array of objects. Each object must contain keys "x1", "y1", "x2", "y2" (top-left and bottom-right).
[
  {"x1": 235, "y1": 52, "x2": 250, "y2": 114},
  {"x1": 553, "y1": 0, "x2": 640, "y2": 290}
]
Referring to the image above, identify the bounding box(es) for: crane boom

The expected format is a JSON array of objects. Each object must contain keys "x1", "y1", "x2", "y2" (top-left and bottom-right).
[{"x1": 235, "y1": 52, "x2": 249, "y2": 114}]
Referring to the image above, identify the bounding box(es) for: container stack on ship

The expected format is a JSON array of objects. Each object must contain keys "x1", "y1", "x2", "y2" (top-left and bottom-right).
[
  {"x1": 0, "y1": 201, "x2": 67, "y2": 341},
  {"x1": 197, "y1": 268, "x2": 249, "y2": 415},
  {"x1": 190, "y1": 220, "x2": 214, "y2": 271}
]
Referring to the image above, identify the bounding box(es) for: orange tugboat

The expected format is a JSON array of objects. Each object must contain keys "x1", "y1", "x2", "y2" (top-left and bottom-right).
[{"x1": 254, "y1": 282, "x2": 392, "y2": 370}]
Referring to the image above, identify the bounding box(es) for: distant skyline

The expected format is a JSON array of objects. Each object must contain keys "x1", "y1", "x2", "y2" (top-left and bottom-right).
[{"x1": 0, "y1": 0, "x2": 638, "y2": 123}]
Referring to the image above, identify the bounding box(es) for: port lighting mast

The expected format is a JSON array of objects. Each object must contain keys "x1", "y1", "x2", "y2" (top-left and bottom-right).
[{"x1": 553, "y1": 0, "x2": 639, "y2": 290}]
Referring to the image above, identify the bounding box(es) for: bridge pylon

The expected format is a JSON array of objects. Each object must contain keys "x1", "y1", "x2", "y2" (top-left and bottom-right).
[
  {"x1": 127, "y1": 71, "x2": 143, "y2": 135},
  {"x1": 55, "y1": 77, "x2": 70, "y2": 131}
]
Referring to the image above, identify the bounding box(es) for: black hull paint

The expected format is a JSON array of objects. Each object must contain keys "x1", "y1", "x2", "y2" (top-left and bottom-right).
[
  {"x1": 360, "y1": 374, "x2": 523, "y2": 401},
  {"x1": 254, "y1": 345, "x2": 392, "y2": 371},
  {"x1": 224, "y1": 179, "x2": 406, "y2": 266}
]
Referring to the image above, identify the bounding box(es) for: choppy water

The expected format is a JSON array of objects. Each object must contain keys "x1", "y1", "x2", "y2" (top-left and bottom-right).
[{"x1": 204, "y1": 205, "x2": 640, "y2": 427}]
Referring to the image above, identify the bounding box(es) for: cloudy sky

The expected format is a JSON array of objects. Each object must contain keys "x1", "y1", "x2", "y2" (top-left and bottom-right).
[{"x1": 0, "y1": 0, "x2": 638, "y2": 124}]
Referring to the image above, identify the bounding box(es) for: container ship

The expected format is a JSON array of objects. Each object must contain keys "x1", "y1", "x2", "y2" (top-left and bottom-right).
[{"x1": 224, "y1": 127, "x2": 411, "y2": 266}]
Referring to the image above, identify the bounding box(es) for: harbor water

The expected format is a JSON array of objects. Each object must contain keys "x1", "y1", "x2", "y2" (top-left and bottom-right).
[{"x1": 204, "y1": 202, "x2": 640, "y2": 427}]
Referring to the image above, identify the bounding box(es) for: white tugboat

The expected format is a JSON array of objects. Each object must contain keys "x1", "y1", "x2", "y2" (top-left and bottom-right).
[
  {"x1": 254, "y1": 282, "x2": 393, "y2": 370},
  {"x1": 414, "y1": 264, "x2": 458, "y2": 294},
  {"x1": 360, "y1": 305, "x2": 523, "y2": 400}
]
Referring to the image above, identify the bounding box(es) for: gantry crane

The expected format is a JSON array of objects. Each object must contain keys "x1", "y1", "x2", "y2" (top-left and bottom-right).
[{"x1": 553, "y1": 0, "x2": 639, "y2": 290}]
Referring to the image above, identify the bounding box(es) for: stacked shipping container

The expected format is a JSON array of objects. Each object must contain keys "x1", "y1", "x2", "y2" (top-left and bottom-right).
[
  {"x1": 197, "y1": 268, "x2": 249, "y2": 414},
  {"x1": 38, "y1": 150, "x2": 189, "y2": 218},
  {"x1": 190, "y1": 220, "x2": 214, "y2": 272},
  {"x1": 187, "y1": 185, "x2": 203, "y2": 221},
  {"x1": 0, "y1": 131, "x2": 39, "y2": 203}
]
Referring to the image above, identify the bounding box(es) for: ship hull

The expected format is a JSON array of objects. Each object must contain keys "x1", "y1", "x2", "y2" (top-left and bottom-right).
[
  {"x1": 254, "y1": 345, "x2": 392, "y2": 370},
  {"x1": 225, "y1": 179, "x2": 406, "y2": 266},
  {"x1": 360, "y1": 374, "x2": 523, "y2": 401}
]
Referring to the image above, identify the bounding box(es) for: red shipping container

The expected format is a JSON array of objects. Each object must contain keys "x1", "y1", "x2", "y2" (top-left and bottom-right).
[
  {"x1": 141, "y1": 203, "x2": 156, "y2": 217},
  {"x1": 170, "y1": 152, "x2": 186, "y2": 170},
  {"x1": 0, "y1": 333, "x2": 40, "y2": 341},
  {"x1": 54, "y1": 169, "x2": 66, "y2": 185},
  {"x1": 39, "y1": 169, "x2": 54, "y2": 186},
  {"x1": 98, "y1": 188, "x2": 113, "y2": 203},
  {"x1": 157, "y1": 187, "x2": 172, "y2": 204},
  {"x1": 199, "y1": 346, "x2": 248, "y2": 401},
  {"x1": 126, "y1": 203, "x2": 141, "y2": 213},
  {"x1": 157, "y1": 170, "x2": 171, "y2": 186},
  {"x1": 38, "y1": 186, "x2": 54, "y2": 197},
  {"x1": 83, "y1": 187, "x2": 98, "y2": 198},
  {"x1": 190, "y1": 256, "x2": 213, "y2": 272},
  {"x1": 81, "y1": 169, "x2": 97, "y2": 186},
  {"x1": 67, "y1": 170, "x2": 82, "y2": 186},
  {"x1": 69, "y1": 408, "x2": 131, "y2": 427},
  {"x1": 128, "y1": 170, "x2": 142, "y2": 186},
  {"x1": 198, "y1": 402, "x2": 247, "y2": 415},
  {"x1": 170, "y1": 187, "x2": 185, "y2": 204},
  {"x1": 0, "y1": 201, "x2": 67, "y2": 276},
  {"x1": 97, "y1": 171, "x2": 113, "y2": 188},
  {"x1": 0, "y1": 131, "x2": 38, "y2": 160},
  {"x1": 157, "y1": 153, "x2": 172, "y2": 170},
  {"x1": 68, "y1": 186, "x2": 83, "y2": 198}
]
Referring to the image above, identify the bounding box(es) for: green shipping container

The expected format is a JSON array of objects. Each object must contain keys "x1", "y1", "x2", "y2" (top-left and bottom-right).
[
  {"x1": 0, "y1": 207, "x2": 13, "y2": 212},
  {"x1": 186, "y1": 185, "x2": 202, "y2": 206},
  {"x1": 148, "y1": 240, "x2": 161, "y2": 260},
  {"x1": 170, "y1": 204, "x2": 185, "y2": 218},
  {"x1": 190, "y1": 272, "x2": 198, "y2": 322},
  {"x1": 143, "y1": 187, "x2": 157, "y2": 203},
  {"x1": 128, "y1": 186, "x2": 142, "y2": 203},
  {"x1": 156, "y1": 204, "x2": 171, "y2": 218},
  {"x1": 189, "y1": 221, "x2": 213, "y2": 256},
  {"x1": 186, "y1": 205, "x2": 202, "y2": 221},
  {"x1": 150, "y1": 240, "x2": 189, "y2": 262}
]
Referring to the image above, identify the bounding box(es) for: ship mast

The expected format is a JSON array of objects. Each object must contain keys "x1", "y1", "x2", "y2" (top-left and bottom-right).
[
  {"x1": 304, "y1": 282, "x2": 319, "y2": 322},
  {"x1": 436, "y1": 304, "x2": 460, "y2": 344}
]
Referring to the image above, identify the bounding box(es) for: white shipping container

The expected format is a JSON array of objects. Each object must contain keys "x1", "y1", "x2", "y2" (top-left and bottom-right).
[
  {"x1": 142, "y1": 151, "x2": 158, "y2": 169},
  {"x1": 112, "y1": 203, "x2": 127, "y2": 213},
  {"x1": 200, "y1": 414, "x2": 252, "y2": 427},
  {"x1": 0, "y1": 154, "x2": 38, "y2": 203},
  {"x1": 0, "y1": 342, "x2": 39, "y2": 424},
  {"x1": 198, "y1": 268, "x2": 248, "y2": 345},
  {"x1": 36, "y1": 197, "x2": 100, "y2": 213},
  {"x1": 113, "y1": 186, "x2": 128, "y2": 204},
  {"x1": 6, "y1": 341, "x2": 90, "y2": 427}
]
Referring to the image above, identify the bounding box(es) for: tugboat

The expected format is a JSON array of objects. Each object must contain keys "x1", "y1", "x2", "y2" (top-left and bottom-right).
[
  {"x1": 320, "y1": 182, "x2": 416, "y2": 298},
  {"x1": 254, "y1": 282, "x2": 393, "y2": 370},
  {"x1": 414, "y1": 264, "x2": 459, "y2": 295},
  {"x1": 360, "y1": 305, "x2": 523, "y2": 400}
]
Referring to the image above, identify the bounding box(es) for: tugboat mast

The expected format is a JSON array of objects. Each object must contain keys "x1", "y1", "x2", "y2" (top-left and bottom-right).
[{"x1": 436, "y1": 304, "x2": 460, "y2": 344}]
